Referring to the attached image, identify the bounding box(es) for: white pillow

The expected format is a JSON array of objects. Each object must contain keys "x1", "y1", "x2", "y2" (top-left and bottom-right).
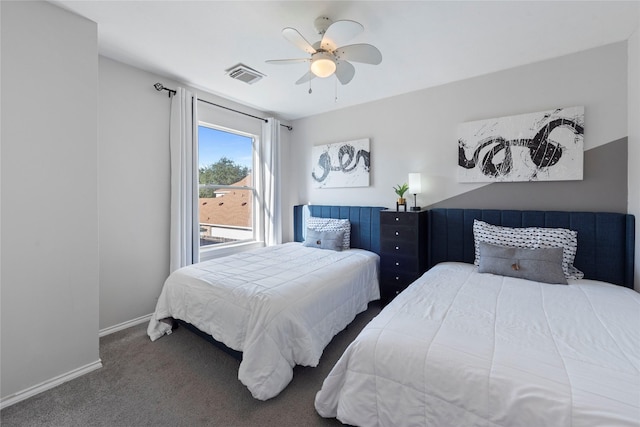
[
  {"x1": 473, "y1": 219, "x2": 583, "y2": 279},
  {"x1": 306, "y1": 217, "x2": 351, "y2": 250}
]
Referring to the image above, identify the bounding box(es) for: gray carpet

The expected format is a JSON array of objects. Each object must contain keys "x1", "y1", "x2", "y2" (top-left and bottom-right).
[{"x1": 1, "y1": 302, "x2": 381, "y2": 426}]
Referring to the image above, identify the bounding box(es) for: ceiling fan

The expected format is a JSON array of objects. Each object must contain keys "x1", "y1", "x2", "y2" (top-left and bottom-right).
[{"x1": 266, "y1": 16, "x2": 382, "y2": 86}]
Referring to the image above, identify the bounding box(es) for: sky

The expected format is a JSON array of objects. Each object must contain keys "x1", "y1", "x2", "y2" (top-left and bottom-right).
[{"x1": 198, "y1": 126, "x2": 253, "y2": 169}]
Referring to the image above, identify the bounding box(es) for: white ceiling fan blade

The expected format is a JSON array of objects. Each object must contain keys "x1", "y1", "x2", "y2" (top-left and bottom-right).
[
  {"x1": 282, "y1": 28, "x2": 316, "y2": 54},
  {"x1": 320, "y1": 20, "x2": 363, "y2": 52},
  {"x1": 335, "y1": 60, "x2": 355, "y2": 85},
  {"x1": 335, "y1": 44, "x2": 382, "y2": 65},
  {"x1": 265, "y1": 58, "x2": 311, "y2": 65},
  {"x1": 295, "y1": 70, "x2": 317, "y2": 85}
]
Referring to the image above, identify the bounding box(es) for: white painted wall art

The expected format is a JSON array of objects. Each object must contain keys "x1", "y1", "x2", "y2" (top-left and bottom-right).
[
  {"x1": 311, "y1": 138, "x2": 370, "y2": 188},
  {"x1": 457, "y1": 107, "x2": 584, "y2": 182}
]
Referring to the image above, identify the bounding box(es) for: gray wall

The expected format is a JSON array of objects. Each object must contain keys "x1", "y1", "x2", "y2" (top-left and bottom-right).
[
  {"x1": 289, "y1": 42, "x2": 634, "y2": 289},
  {"x1": 1, "y1": 1, "x2": 100, "y2": 402},
  {"x1": 429, "y1": 138, "x2": 628, "y2": 212},
  {"x1": 290, "y1": 42, "x2": 628, "y2": 213},
  {"x1": 98, "y1": 57, "x2": 292, "y2": 332},
  {"x1": 97, "y1": 57, "x2": 173, "y2": 332}
]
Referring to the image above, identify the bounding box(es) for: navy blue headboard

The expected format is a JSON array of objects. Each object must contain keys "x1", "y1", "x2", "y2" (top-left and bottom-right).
[
  {"x1": 428, "y1": 209, "x2": 635, "y2": 288},
  {"x1": 293, "y1": 205, "x2": 385, "y2": 254}
]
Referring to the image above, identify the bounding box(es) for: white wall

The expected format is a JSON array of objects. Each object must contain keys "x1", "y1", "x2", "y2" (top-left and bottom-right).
[
  {"x1": 290, "y1": 42, "x2": 628, "y2": 212},
  {"x1": 629, "y1": 21, "x2": 640, "y2": 289},
  {"x1": 1, "y1": 1, "x2": 100, "y2": 403},
  {"x1": 98, "y1": 57, "x2": 291, "y2": 331},
  {"x1": 98, "y1": 57, "x2": 173, "y2": 331}
]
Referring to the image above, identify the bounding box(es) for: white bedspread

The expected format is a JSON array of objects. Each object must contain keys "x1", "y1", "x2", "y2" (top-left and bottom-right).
[
  {"x1": 315, "y1": 262, "x2": 640, "y2": 426},
  {"x1": 147, "y1": 242, "x2": 379, "y2": 400}
]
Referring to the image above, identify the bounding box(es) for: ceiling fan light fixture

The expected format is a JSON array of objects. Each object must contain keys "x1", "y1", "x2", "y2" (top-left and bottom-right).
[{"x1": 310, "y1": 52, "x2": 336, "y2": 78}]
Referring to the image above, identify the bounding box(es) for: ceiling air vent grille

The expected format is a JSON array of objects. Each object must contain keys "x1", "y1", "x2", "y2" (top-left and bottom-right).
[{"x1": 226, "y1": 64, "x2": 265, "y2": 85}]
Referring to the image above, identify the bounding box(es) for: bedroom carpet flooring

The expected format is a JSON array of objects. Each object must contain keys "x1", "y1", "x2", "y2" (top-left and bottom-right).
[{"x1": 1, "y1": 301, "x2": 382, "y2": 427}]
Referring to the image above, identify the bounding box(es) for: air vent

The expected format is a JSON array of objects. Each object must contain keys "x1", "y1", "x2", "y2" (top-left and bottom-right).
[{"x1": 225, "y1": 64, "x2": 265, "y2": 85}]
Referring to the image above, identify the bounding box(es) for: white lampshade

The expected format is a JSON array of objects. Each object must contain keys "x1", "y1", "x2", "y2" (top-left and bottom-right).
[
  {"x1": 408, "y1": 173, "x2": 422, "y2": 194},
  {"x1": 310, "y1": 52, "x2": 336, "y2": 78}
]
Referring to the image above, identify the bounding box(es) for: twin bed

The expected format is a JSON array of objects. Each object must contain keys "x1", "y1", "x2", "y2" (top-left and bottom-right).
[
  {"x1": 148, "y1": 205, "x2": 638, "y2": 426},
  {"x1": 315, "y1": 209, "x2": 639, "y2": 426},
  {"x1": 148, "y1": 205, "x2": 384, "y2": 400}
]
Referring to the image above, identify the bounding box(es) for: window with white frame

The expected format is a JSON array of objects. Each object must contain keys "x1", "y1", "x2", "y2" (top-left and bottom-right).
[{"x1": 198, "y1": 123, "x2": 257, "y2": 251}]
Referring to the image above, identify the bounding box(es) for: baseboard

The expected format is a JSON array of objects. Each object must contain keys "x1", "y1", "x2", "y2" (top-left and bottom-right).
[
  {"x1": 2, "y1": 315, "x2": 152, "y2": 409},
  {"x1": 99, "y1": 313, "x2": 153, "y2": 337},
  {"x1": 0, "y1": 360, "x2": 102, "y2": 410}
]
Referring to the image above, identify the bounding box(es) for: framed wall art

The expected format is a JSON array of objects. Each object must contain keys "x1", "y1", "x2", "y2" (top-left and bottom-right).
[
  {"x1": 457, "y1": 106, "x2": 584, "y2": 183},
  {"x1": 311, "y1": 138, "x2": 370, "y2": 188}
]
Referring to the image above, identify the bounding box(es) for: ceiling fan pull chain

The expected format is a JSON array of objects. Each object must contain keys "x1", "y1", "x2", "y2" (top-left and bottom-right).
[
  {"x1": 308, "y1": 79, "x2": 312, "y2": 94},
  {"x1": 334, "y1": 77, "x2": 338, "y2": 102}
]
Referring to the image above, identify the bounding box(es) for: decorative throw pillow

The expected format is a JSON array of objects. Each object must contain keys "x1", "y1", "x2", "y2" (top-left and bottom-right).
[
  {"x1": 306, "y1": 217, "x2": 351, "y2": 250},
  {"x1": 302, "y1": 228, "x2": 344, "y2": 251},
  {"x1": 473, "y1": 219, "x2": 583, "y2": 280},
  {"x1": 478, "y1": 242, "x2": 567, "y2": 284}
]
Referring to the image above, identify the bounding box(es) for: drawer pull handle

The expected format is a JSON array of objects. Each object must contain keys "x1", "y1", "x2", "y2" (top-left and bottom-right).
[
  {"x1": 395, "y1": 246, "x2": 399, "y2": 250},
  {"x1": 395, "y1": 231, "x2": 399, "y2": 236},
  {"x1": 395, "y1": 217, "x2": 399, "y2": 221},
  {"x1": 395, "y1": 276, "x2": 399, "y2": 280},
  {"x1": 395, "y1": 262, "x2": 400, "y2": 266}
]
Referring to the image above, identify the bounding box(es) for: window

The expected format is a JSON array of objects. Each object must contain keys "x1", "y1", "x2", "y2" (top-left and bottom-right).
[{"x1": 198, "y1": 123, "x2": 256, "y2": 251}]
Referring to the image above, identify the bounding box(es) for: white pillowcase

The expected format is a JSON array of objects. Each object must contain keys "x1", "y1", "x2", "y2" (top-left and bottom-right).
[
  {"x1": 473, "y1": 219, "x2": 584, "y2": 279},
  {"x1": 306, "y1": 217, "x2": 351, "y2": 250}
]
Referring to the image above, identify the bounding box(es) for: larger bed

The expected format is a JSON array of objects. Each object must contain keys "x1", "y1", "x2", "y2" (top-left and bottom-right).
[
  {"x1": 315, "y1": 209, "x2": 639, "y2": 426},
  {"x1": 147, "y1": 205, "x2": 383, "y2": 400}
]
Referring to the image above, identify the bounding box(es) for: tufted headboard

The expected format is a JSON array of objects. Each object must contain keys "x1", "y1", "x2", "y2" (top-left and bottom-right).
[
  {"x1": 293, "y1": 205, "x2": 385, "y2": 254},
  {"x1": 428, "y1": 209, "x2": 635, "y2": 288}
]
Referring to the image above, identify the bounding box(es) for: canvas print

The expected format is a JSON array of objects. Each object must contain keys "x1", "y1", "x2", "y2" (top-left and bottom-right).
[
  {"x1": 457, "y1": 107, "x2": 584, "y2": 182},
  {"x1": 311, "y1": 138, "x2": 370, "y2": 188}
]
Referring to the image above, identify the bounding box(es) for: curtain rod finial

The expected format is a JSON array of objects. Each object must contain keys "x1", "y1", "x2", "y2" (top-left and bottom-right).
[{"x1": 153, "y1": 83, "x2": 164, "y2": 91}]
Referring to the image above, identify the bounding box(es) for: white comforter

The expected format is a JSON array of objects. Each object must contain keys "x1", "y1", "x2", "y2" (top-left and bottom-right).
[
  {"x1": 148, "y1": 242, "x2": 379, "y2": 400},
  {"x1": 315, "y1": 262, "x2": 640, "y2": 426}
]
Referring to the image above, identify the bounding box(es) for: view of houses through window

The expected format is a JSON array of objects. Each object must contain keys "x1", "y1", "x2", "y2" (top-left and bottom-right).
[{"x1": 198, "y1": 124, "x2": 255, "y2": 250}]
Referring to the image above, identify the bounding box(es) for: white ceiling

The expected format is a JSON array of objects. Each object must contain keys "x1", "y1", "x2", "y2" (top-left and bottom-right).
[{"x1": 51, "y1": 1, "x2": 639, "y2": 121}]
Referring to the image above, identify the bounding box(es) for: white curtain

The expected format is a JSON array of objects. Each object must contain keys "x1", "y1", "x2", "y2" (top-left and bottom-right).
[
  {"x1": 169, "y1": 87, "x2": 199, "y2": 273},
  {"x1": 260, "y1": 118, "x2": 282, "y2": 246}
]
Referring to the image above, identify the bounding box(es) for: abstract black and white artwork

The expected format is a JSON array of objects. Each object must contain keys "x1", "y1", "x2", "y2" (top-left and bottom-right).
[
  {"x1": 457, "y1": 106, "x2": 584, "y2": 182},
  {"x1": 311, "y1": 138, "x2": 370, "y2": 188}
]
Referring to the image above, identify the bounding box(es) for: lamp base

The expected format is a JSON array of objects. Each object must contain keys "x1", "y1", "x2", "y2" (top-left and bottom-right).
[{"x1": 410, "y1": 206, "x2": 421, "y2": 211}]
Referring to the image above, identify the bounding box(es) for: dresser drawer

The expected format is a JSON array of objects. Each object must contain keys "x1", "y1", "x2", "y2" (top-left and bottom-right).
[
  {"x1": 380, "y1": 282, "x2": 408, "y2": 303},
  {"x1": 380, "y1": 225, "x2": 419, "y2": 243},
  {"x1": 380, "y1": 239, "x2": 418, "y2": 256},
  {"x1": 381, "y1": 271, "x2": 419, "y2": 287},
  {"x1": 380, "y1": 272, "x2": 421, "y2": 304},
  {"x1": 381, "y1": 254, "x2": 421, "y2": 273},
  {"x1": 381, "y1": 212, "x2": 418, "y2": 227}
]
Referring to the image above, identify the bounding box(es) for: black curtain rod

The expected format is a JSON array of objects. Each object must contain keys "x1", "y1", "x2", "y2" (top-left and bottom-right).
[{"x1": 153, "y1": 83, "x2": 292, "y2": 131}]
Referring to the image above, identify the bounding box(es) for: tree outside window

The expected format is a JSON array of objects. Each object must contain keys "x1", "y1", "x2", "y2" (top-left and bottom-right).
[{"x1": 198, "y1": 124, "x2": 255, "y2": 249}]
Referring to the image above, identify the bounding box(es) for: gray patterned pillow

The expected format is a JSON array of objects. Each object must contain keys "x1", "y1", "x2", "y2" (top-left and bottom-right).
[
  {"x1": 306, "y1": 217, "x2": 351, "y2": 249},
  {"x1": 473, "y1": 219, "x2": 583, "y2": 280},
  {"x1": 302, "y1": 228, "x2": 344, "y2": 251},
  {"x1": 478, "y1": 242, "x2": 567, "y2": 284}
]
